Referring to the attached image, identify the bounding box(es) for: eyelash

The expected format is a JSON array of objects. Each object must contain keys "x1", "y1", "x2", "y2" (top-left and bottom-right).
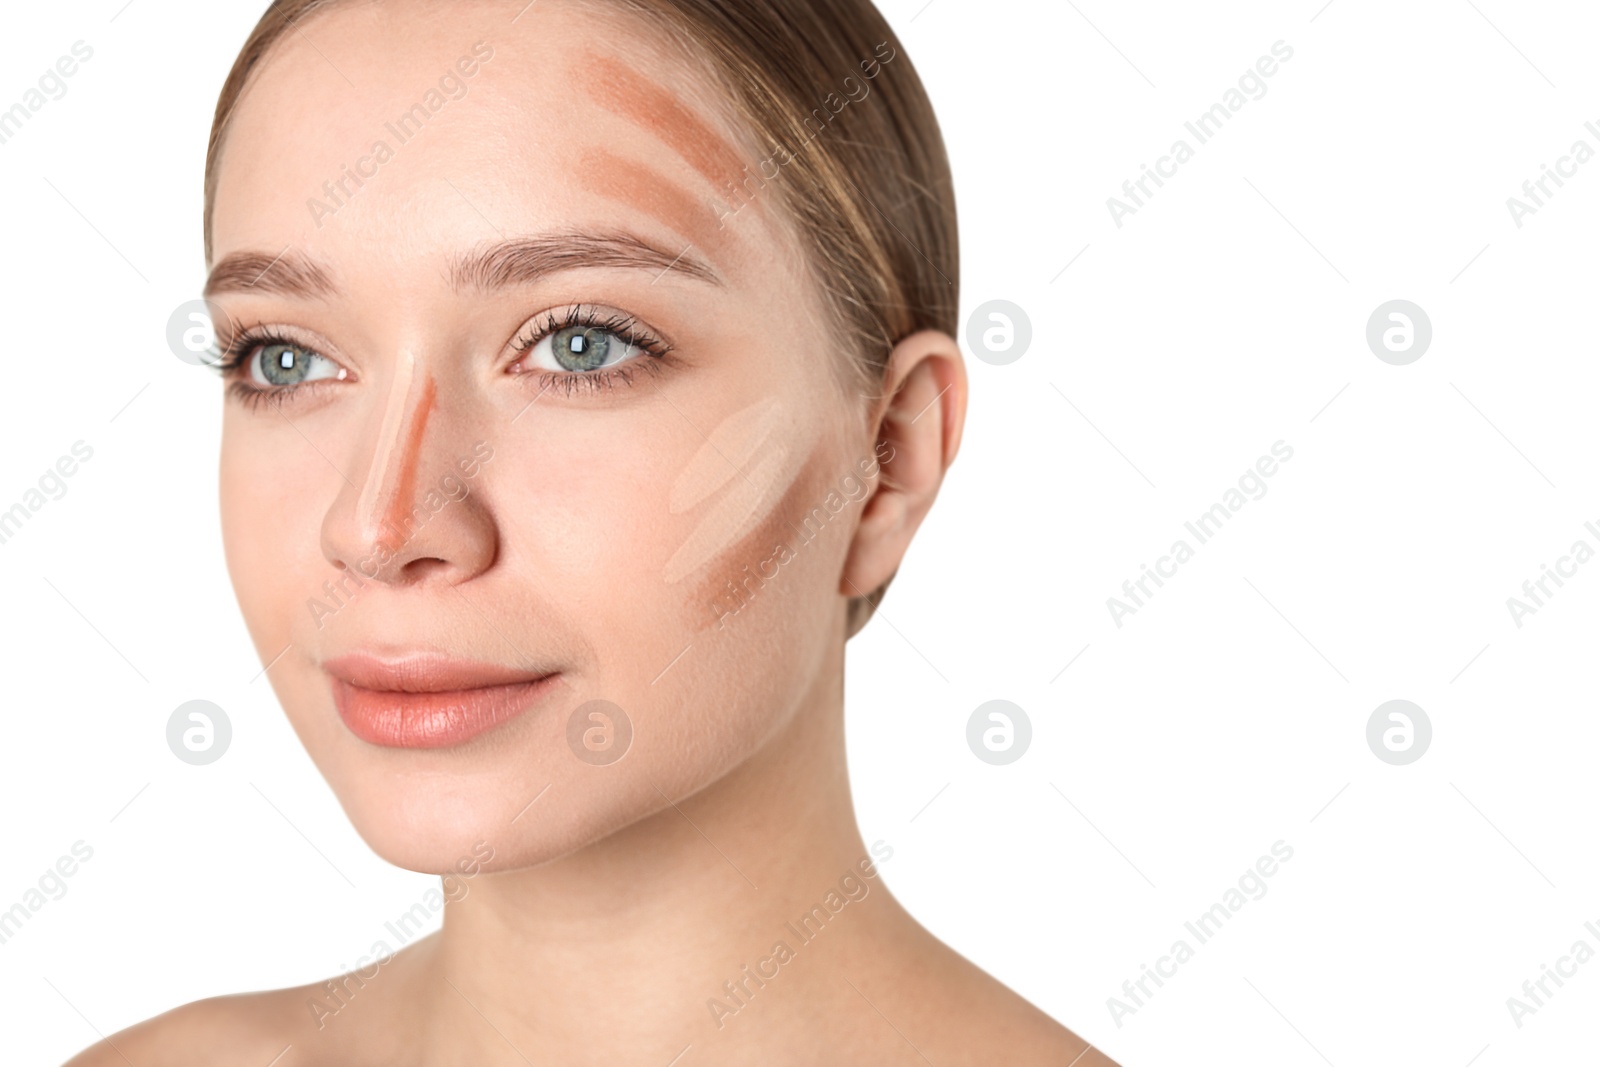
[
  {"x1": 509, "y1": 304, "x2": 675, "y2": 397},
  {"x1": 213, "y1": 322, "x2": 322, "y2": 412},
  {"x1": 213, "y1": 305, "x2": 676, "y2": 410}
]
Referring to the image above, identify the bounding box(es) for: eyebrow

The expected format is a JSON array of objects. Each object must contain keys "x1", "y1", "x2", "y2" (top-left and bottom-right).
[
  {"x1": 452, "y1": 232, "x2": 721, "y2": 290},
  {"x1": 203, "y1": 248, "x2": 336, "y2": 299},
  {"x1": 203, "y1": 233, "x2": 721, "y2": 299}
]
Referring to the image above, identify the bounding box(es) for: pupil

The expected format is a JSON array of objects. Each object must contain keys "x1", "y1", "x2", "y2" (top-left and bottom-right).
[
  {"x1": 553, "y1": 326, "x2": 611, "y2": 372},
  {"x1": 261, "y1": 343, "x2": 310, "y2": 386}
]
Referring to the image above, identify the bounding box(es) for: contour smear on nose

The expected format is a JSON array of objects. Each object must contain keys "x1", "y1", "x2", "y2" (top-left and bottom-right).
[{"x1": 355, "y1": 351, "x2": 437, "y2": 542}]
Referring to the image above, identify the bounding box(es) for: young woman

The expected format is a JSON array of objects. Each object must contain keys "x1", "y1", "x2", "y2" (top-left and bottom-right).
[{"x1": 70, "y1": 0, "x2": 1115, "y2": 1062}]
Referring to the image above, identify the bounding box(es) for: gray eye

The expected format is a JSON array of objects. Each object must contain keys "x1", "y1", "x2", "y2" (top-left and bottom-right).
[
  {"x1": 249, "y1": 342, "x2": 341, "y2": 387},
  {"x1": 516, "y1": 312, "x2": 651, "y2": 378},
  {"x1": 551, "y1": 326, "x2": 615, "y2": 372}
]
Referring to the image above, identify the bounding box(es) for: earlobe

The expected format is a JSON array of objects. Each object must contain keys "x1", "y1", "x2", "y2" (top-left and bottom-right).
[{"x1": 839, "y1": 329, "x2": 968, "y2": 603}]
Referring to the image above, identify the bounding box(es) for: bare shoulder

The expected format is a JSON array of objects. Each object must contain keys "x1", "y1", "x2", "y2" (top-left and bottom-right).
[
  {"x1": 921, "y1": 955, "x2": 1120, "y2": 1067},
  {"x1": 60, "y1": 985, "x2": 317, "y2": 1067},
  {"x1": 862, "y1": 918, "x2": 1122, "y2": 1067},
  {"x1": 59, "y1": 939, "x2": 433, "y2": 1067}
]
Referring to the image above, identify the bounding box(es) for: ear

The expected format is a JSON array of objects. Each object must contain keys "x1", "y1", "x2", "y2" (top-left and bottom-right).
[{"x1": 840, "y1": 328, "x2": 968, "y2": 602}]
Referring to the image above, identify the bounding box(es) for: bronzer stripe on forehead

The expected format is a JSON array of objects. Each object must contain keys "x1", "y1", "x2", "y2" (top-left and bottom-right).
[
  {"x1": 582, "y1": 56, "x2": 751, "y2": 209},
  {"x1": 579, "y1": 148, "x2": 725, "y2": 253}
]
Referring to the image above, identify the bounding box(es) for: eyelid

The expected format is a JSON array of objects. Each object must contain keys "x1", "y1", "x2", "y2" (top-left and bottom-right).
[
  {"x1": 216, "y1": 322, "x2": 355, "y2": 382},
  {"x1": 504, "y1": 303, "x2": 674, "y2": 364},
  {"x1": 218, "y1": 307, "x2": 676, "y2": 412}
]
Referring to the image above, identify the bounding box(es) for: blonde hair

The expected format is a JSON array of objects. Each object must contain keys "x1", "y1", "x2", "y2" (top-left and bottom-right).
[{"x1": 204, "y1": 0, "x2": 959, "y2": 637}]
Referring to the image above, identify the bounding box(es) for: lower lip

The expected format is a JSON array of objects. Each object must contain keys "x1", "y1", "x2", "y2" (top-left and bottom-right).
[{"x1": 330, "y1": 674, "x2": 560, "y2": 749}]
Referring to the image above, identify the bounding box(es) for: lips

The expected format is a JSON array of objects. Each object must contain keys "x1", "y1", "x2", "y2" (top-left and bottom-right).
[{"x1": 323, "y1": 653, "x2": 559, "y2": 749}]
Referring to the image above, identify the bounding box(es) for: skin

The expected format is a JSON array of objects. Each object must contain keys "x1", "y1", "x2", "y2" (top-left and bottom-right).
[{"x1": 66, "y1": 2, "x2": 1118, "y2": 1065}]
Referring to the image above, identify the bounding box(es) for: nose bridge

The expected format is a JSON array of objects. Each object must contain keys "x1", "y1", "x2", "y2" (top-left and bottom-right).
[
  {"x1": 320, "y1": 343, "x2": 499, "y2": 590},
  {"x1": 355, "y1": 348, "x2": 437, "y2": 545}
]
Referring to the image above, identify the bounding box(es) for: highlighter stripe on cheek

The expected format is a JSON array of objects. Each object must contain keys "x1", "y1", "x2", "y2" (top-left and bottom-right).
[
  {"x1": 662, "y1": 397, "x2": 809, "y2": 585},
  {"x1": 356, "y1": 354, "x2": 437, "y2": 539},
  {"x1": 663, "y1": 445, "x2": 794, "y2": 585},
  {"x1": 689, "y1": 448, "x2": 823, "y2": 633},
  {"x1": 668, "y1": 396, "x2": 781, "y2": 514}
]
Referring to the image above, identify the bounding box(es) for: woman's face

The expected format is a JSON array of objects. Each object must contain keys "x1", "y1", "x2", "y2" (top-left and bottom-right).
[{"x1": 209, "y1": 0, "x2": 876, "y2": 872}]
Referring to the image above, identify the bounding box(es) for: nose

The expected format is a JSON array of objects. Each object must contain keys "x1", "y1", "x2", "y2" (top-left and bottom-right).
[{"x1": 320, "y1": 352, "x2": 497, "y2": 586}]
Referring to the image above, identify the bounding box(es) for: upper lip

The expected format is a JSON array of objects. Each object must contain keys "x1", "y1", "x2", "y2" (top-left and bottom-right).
[{"x1": 322, "y1": 652, "x2": 555, "y2": 693}]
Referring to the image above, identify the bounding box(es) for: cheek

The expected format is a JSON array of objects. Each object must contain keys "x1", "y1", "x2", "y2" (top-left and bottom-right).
[
  {"x1": 217, "y1": 428, "x2": 337, "y2": 647},
  {"x1": 497, "y1": 399, "x2": 814, "y2": 627},
  {"x1": 646, "y1": 395, "x2": 831, "y2": 629},
  {"x1": 219, "y1": 441, "x2": 281, "y2": 630},
  {"x1": 687, "y1": 445, "x2": 836, "y2": 634},
  {"x1": 603, "y1": 445, "x2": 855, "y2": 793},
  {"x1": 491, "y1": 434, "x2": 673, "y2": 603}
]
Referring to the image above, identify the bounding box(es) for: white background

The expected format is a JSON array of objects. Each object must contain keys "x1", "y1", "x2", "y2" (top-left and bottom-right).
[{"x1": 3, "y1": 1, "x2": 1598, "y2": 1064}]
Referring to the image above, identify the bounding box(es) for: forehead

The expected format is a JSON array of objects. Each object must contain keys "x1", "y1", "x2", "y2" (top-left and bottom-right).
[{"x1": 209, "y1": 0, "x2": 776, "y2": 282}]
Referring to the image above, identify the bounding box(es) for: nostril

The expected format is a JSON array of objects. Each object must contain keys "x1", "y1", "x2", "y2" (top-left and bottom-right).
[
  {"x1": 398, "y1": 556, "x2": 454, "y2": 583},
  {"x1": 320, "y1": 437, "x2": 500, "y2": 588}
]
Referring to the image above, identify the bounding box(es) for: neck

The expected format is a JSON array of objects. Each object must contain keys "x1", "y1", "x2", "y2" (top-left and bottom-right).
[{"x1": 417, "y1": 637, "x2": 903, "y2": 1062}]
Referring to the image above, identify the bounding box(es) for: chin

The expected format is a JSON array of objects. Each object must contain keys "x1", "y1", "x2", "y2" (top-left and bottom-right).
[
  {"x1": 314, "y1": 714, "x2": 738, "y2": 877},
  {"x1": 252, "y1": 579, "x2": 819, "y2": 877}
]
